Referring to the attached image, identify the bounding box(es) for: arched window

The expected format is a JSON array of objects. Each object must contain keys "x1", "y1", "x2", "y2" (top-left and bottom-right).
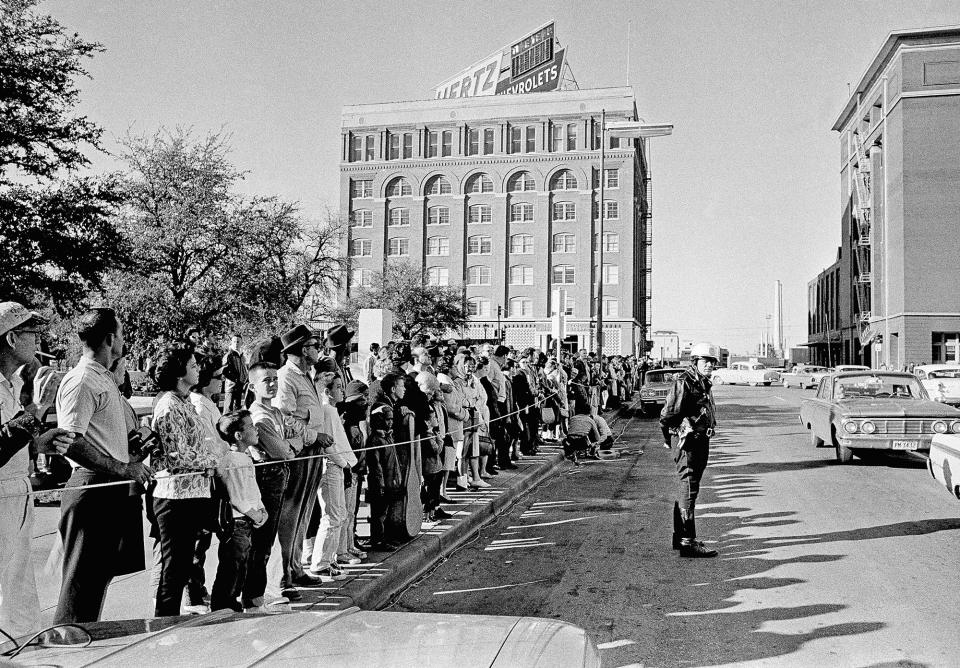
[
  {"x1": 509, "y1": 265, "x2": 533, "y2": 285},
  {"x1": 509, "y1": 297, "x2": 533, "y2": 317},
  {"x1": 507, "y1": 171, "x2": 536, "y2": 192},
  {"x1": 552, "y1": 233, "x2": 576, "y2": 253},
  {"x1": 510, "y1": 203, "x2": 534, "y2": 222},
  {"x1": 386, "y1": 177, "x2": 412, "y2": 197},
  {"x1": 550, "y1": 169, "x2": 578, "y2": 190},
  {"x1": 426, "y1": 236, "x2": 449, "y2": 256},
  {"x1": 552, "y1": 202, "x2": 575, "y2": 221},
  {"x1": 468, "y1": 204, "x2": 491, "y2": 224},
  {"x1": 350, "y1": 209, "x2": 373, "y2": 228},
  {"x1": 349, "y1": 239, "x2": 371, "y2": 257},
  {"x1": 427, "y1": 206, "x2": 449, "y2": 225},
  {"x1": 387, "y1": 237, "x2": 409, "y2": 256},
  {"x1": 388, "y1": 208, "x2": 409, "y2": 227},
  {"x1": 466, "y1": 173, "x2": 494, "y2": 193},
  {"x1": 467, "y1": 297, "x2": 491, "y2": 317},
  {"x1": 510, "y1": 234, "x2": 533, "y2": 254},
  {"x1": 425, "y1": 175, "x2": 452, "y2": 195},
  {"x1": 552, "y1": 265, "x2": 575, "y2": 284},
  {"x1": 466, "y1": 265, "x2": 491, "y2": 286},
  {"x1": 426, "y1": 267, "x2": 449, "y2": 286},
  {"x1": 352, "y1": 268, "x2": 373, "y2": 288},
  {"x1": 467, "y1": 235, "x2": 492, "y2": 255}
]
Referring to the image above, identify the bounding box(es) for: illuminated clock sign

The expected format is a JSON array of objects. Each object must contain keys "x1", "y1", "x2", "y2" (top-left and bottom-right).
[{"x1": 510, "y1": 22, "x2": 555, "y2": 78}]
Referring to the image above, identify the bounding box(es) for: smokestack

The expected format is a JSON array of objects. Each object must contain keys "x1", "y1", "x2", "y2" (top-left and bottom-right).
[{"x1": 774, "y1": 280, "x2": 784, "y2": 357}]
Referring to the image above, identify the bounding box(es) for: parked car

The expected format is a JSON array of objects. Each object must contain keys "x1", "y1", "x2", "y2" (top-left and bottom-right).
[
  {"x1": 833, "y1": 364, "x2": 870, "y2": 373},
  {"x1": 4, "y1": 608, "x2": 601, "y2": 667},
  {"x1": 711, "y1": 362, "x2": 780, "y2": 386},
  {"x1": 799, "y1": 370, "x2": 960, "y2": 463},
  {"x1": 639, "y1": 367, "x2": 684, "y2": 415},
  {"x1": 914, "y1": 364, "x2": 960, "y2": 407},
  {"x1": 928, "y1": 433, "x2": 960, "y2": 500},
  {"x1": 780, "y1": 365, "x2": 832, "y2": 389}
]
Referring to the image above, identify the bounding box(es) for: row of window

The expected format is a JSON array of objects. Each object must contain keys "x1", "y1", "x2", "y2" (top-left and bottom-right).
[
  {"x1": 349, "y1": 169, "x2": 620, "y2": 199},
  {"x1": 351, "y1": 264, "x2": 614, "y2": 288},
  {"x1": 348, "y1": 232, "x2": 620, "y2": 257},
  {"x1": 349, "y1": 122, "x2": 633, "y2": 163},
  {"x1": 354, "y1": 200, "x2": 621, "y2": 228},
  {"x1": 463, "y1": 296, "x2": 619, "y2": 318}
]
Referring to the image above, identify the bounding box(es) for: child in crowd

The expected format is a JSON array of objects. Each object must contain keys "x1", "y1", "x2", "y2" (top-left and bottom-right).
[{"x1": 212, "y1": 410, "x2": 268, "y2": 612}]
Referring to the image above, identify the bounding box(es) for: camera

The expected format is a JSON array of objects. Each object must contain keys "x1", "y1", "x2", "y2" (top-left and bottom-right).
[{"x1": 128, "y1": 425, "x2": 163, "y2": 462}]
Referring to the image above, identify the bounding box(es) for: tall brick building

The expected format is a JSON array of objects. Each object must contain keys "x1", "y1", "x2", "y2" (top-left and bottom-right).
[
  {"x1": 339, "y1": 86, "x2": 652, "y2": 355},
  {"x1": 808, "y1": 26, "x2": 960, "y2": 367}
]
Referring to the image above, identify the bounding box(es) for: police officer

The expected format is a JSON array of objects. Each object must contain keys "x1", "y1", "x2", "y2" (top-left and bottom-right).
[{"x1": 660, "y1": 342, "x2": 719, "y2": 558}]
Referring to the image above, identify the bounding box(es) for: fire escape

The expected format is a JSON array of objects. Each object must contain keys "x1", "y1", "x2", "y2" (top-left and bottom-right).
[{"x1": 851, "y1": 130, "x2": 873, "y2": 342}]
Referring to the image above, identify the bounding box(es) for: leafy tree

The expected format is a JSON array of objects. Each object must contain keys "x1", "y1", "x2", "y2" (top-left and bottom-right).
[
  {"x1": 329, "y1": 261, "x2": 469, "y2": 340},
  {"x1": 0, "y1": 0, "x2": 126, "y2": 309}
]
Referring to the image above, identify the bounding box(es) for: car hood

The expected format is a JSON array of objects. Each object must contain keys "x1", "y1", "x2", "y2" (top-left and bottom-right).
[
  {"x1": 837, "y1": 399, "x2": 960, "y2": 418},
  {"x1": 13, "y1": 609, "x2": 600, "y2": 668}
]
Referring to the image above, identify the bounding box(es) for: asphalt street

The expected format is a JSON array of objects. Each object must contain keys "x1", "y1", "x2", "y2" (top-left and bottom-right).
[{"x1": 387, "y1": 385, "x2": 960, "y2": 668}]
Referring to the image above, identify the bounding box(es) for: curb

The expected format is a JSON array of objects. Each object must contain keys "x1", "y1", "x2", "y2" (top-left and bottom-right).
[{"x1": 305, "y1": 399, "x2": 637, "y2": 612}]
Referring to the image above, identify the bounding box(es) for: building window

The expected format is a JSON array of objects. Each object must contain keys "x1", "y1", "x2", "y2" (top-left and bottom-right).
[
  {"x1": 467, "y1": 297, "x2": 491, "y2": 317},
  {"x1": 442, "y1": 130, "x2": 453, "y2": 157},
  {"x1": 525, "y1": 126, "x2": 536, "y2": 153},
  {"x1": 604, "y1": 168, "x2": 619, "y2": 188},
  {"x1": 510, "y1": 202, "x2": 534, "y2": 222},
  {"x1": 427, "y1": 206, "x2": 449, "y2": 225},
  {"x1": 604, "y1": 200, "x2": 619, "y2": 220},
  {"x1": 350, "y1": 135, "x2": 362, "y2": 162},
  {"x1": 602, "y1": 264, "x2": 619, "y2": 285},
  {"x1": 386, "y1": 177, "x2": 412, "y2": 197},
  {"x1": 428, "y1": 131, "x2": 438, "y2": 158},
  {"x1": 510, "y1": 234, "x2": 533, "y2": 254},
  {"x1": 557, "y1": 294, "x2": 575, "y2": 316},
  {"x1": 566, "y1": 123, "x2": 577, "y2": 151},
  {"x1": 603, "y1": 297, "x2": 619, "y2": 317},
  {"x1": 508, "y1": 171, "x2": 536, "y2": 192},
  {"x1": 509, "y1": 265, "x2": 533, "y2": 285},
  {"x1": 467, "y1": 128, "x2": 479, "y2": 156},
  {"x1": 510, "y1": 297, "x2": 533, "y2": 317},
  {"x1": 426, "y1": 266, "x2": 449, "y2": 286},
  {"x1": 552, "y1": 233, "x2": 576, "y2": 253},
  {"x1": 483, "y1": 128, "x2": 495, "y2": 154},
  {"x1": 468, "y1": 235, "x2": 492, "y2": 255},
  {"x1": 552, "y1": 202, "x2": 575, "y2": 221},
  {"x1": 387, "y1": 237, "x2": 409, "y2": 257},
  {"x1": 610, "y1": 135, "x2": 629, "y2": 150},
  {"x1": 364, "y1": 135, "x2": 375, "y2": 161},
  {"x1": 932, "y1": 332, "x2": 960, "y2": 363},
  {"x1": 388, "y1": 133, "x2": 400, "y2": 160},
  {"x1": 469, "y1": 204, "x2": 492, "y2": 224},
  {"x1": 352, "y1": 268, "x2": 373, "y2": 288},
  {"x1": 349, "y1": 238, "x2": 371, "y2": 257},
  {"x1": 426, "y1": 176, "x2": 452, "y2": 195},
  {"x1": 350, "y1": 209, "x2": 372, "y2": 228},
  {"x1": 510, "y1": 126, "x2": 522, "y2": 153},
  {"x1": 466, "y1": 173, "x2": 493, "y2": 193},
  {"x1": 550, "y1": 169, "x2": 578, "y2": 191},
  {"x1": 351, "y1": 179, "x2": 373, "y2": 198},
  {"x1": 467, "y1": 265, "x2": 491, "y2": 286},
  {"x1": 426, "y1": 236, "x2": 449, "y2": 256},
  {"x1": 552, "y1": 265, "x2": 575, "y2": 284},
  {"x1": 388, "y1": 208, "x2": 409, "y2": 227},
  {"x1": 593, "y1": 232, "x2": 619, "y2": 252},
  {"x1": 403, "y1": 133, "x2": 413, "y2": 159},
  {"x1": 551, "y1": 123, "x2": 563, "y2": 152}
]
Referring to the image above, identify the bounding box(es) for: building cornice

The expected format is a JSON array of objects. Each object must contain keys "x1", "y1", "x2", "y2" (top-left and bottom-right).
[{"x1": 339, "y1": 150, "x2": 633, "y2": 173}]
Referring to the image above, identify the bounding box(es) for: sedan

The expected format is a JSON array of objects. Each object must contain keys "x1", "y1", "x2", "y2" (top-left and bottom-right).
[
  {"x1": 781, "y1": 365, "x2": 832, "y2": 389},
  {"x1": 639, "y1": 368, "x2": 683, "y2": 415},
  {"x1": 799, "y1": 371, "x2": 960, "y2": 463},
  {"x1": 711, "y1": 362, "x2": 780, "y2": 386},
  {"x1": 914, "y1": 364, "x2": 960, "y2": 407}
]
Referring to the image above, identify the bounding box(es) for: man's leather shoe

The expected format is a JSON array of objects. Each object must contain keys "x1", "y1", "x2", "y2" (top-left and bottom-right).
[
  {"x1": 291, "y1": 573, "x2": 321, "y2": 586},
  {"x1": 432, "y1": 507, "x2": 453, "y2": 519},
  {"x1": 678, "y1": 540, "x2": 718, "y2": 558},
  {"x1": 280, "y1": 587, "x2": 302, "y2": 601},
  {"x1": 500, "y1": 462, "x2": 519, "y2": 470}
]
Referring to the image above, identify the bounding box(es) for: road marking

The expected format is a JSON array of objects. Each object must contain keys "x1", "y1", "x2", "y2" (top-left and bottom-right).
[
  {"x1": 490, "y1": 537, "x2": 545, "y2": 544},
  {"x1": 484, "y1": 542, "x2": 556, "y2": 551},
  {"x1": 432, "y1": 578, "x2": 550, "y2": 596},
  {"x1": 507, "y1": 515, "x2": 598, "y2": 529},
  {"x1": 597, "y1": 639, "x2": 637, "y2": 650}
]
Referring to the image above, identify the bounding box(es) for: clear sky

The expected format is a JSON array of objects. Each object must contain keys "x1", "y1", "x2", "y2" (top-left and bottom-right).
[{"x1": 44, "y1": 0, "x2": 960, "y2": 354}]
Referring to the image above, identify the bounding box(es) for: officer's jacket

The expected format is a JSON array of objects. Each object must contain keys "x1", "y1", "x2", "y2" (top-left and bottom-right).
[{"x1": 659, "y1": 367, "x2": 717, "y2": 433}]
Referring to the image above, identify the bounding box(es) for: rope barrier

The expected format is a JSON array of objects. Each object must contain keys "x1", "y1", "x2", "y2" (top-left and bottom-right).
[{"x1": 0, "y1": 386, "x2": 568, "y2": 500}]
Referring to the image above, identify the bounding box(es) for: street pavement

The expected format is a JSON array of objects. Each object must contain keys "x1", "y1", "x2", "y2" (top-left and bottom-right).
[{"x1": 387, "y1": 384, "x2": 960, "y2": 668}]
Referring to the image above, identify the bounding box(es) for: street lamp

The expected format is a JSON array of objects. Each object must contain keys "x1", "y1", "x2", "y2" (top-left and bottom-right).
[{"x1": 595, "y1": 114, "x2": 674, "y2": 359}]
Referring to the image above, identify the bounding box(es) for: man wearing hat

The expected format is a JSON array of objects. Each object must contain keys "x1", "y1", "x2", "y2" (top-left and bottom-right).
[
  {"x1": 324, "y1": 324, "x2": 355, "y2": 389},
  {"x1": 274, "y1": 325, "x2": 334, "y2": 598},
  {"x1": 0, "y1": 302, "x2": 73, "y2": 645}
]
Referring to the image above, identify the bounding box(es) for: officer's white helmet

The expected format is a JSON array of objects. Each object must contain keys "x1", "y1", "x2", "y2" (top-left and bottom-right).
[{"x1": 690, "y1": 342, "x2": 720, "y2": 362}]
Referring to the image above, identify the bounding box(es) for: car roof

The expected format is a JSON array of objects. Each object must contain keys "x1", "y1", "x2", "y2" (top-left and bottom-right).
[
  {"x1": 832, "y1": 370, "x2": 916, "y2": 378},
  {"x1": 916, "y1": 364, "x2": 960, "y2": 371}
]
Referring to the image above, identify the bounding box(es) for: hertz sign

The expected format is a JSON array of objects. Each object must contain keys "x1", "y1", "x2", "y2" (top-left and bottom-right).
[{"x1": 434, "y1": 21, "x2": 566, "y2": 99}]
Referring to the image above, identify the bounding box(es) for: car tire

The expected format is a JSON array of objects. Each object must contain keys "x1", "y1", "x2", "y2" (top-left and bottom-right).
[
  {"x1": 783, "y1": 379, "x2": 790, "y2": 388},
  {"x1": 834, "y1": 435, "x2": 854, "y2": 464},
  {"x1": 750, "y1": 381, "x2": 760, "y2": 387},
  {"x1": 811, "y1": 429, "x2": 824, "y2": 448}
]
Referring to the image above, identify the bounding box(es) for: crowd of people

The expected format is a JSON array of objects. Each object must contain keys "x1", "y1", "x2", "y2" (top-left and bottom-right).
[{"x1": 0, "y1": 300, "x2": 649, "y2": 645}]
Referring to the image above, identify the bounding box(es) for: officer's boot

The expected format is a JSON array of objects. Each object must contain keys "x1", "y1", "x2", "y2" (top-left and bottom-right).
[
  {"x1": 678, "y1": 509, "x2": 717, "y2": 558},
  {"x1": 671, "y1": 502, "x2": 683, "y2": 550}
]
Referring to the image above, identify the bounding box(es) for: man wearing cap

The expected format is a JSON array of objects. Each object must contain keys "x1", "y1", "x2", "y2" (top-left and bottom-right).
[
  {"x1": 660, "y1": 342, "x2": 720, "y2": 558},
  {"x1": 324, "y1": 324, "x2": 355, "y2": 388},
  {"x1": 274, "y1": 325, "x2": 334, "y2": 598},
  {"x1": 0, "y1": 303, "x2": 74, "y2": 645}
]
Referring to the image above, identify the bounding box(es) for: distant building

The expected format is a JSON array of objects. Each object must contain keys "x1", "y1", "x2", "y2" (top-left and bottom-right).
[
  {"x1": 807, "y1": 26, "x2": 960, "y2": 367},
  {"x1": 339, "y1": 87, "x2": 653, "y2": 355},
  {"x1": 651, "y1": 330, "x2": 679, "y2": 361}
]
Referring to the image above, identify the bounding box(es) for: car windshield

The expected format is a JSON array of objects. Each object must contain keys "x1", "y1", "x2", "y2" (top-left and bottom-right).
[
  {"x1": 928, "y1": 369, "x2": 960, "y2": 379},
  {"x1": 834, "y1": 374, "x2": 925, "y2": 400},
  {"x1": 645, "y1": 371, "x2": 679, "y2": 384}
]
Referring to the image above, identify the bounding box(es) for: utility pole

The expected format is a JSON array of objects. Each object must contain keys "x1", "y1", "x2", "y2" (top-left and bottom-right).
[{"x1": 595, "y1": 109, "x2": 606, "y2": 359}]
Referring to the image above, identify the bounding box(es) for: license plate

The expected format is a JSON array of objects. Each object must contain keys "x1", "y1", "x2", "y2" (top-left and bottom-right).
[{"x1": 892, "y1": 440, "x2": 919, "y2": 450}]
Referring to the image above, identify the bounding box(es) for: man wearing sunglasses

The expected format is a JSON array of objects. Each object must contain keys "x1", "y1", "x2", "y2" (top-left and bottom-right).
[{"x1": 0, "y1": 302, "x2": 73, "y2": 647}]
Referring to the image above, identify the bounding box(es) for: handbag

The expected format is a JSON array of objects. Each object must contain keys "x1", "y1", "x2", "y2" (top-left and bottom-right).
[
  {"x1": 477, "y1": 434, "x2": 495, "y2": 457},
  {"x1": 540, "y1": 406, "x2": 557, "y2": 426},
  {"x1": 209, "y1": 474, "x2": 235, "y2": 538}
]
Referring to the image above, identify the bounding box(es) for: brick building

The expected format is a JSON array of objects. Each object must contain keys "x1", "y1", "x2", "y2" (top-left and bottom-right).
[
  {"x1": 808, "y1": 26, "x2": 960, "y2": 367},
  {"x1": 339, "y1": 86, "x2": 652, "y2": 355}
]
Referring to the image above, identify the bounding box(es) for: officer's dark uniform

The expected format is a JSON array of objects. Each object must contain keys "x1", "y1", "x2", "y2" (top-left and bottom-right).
[{"x1": 660, "y1": 363, "x2": 718, "y2": 557}]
